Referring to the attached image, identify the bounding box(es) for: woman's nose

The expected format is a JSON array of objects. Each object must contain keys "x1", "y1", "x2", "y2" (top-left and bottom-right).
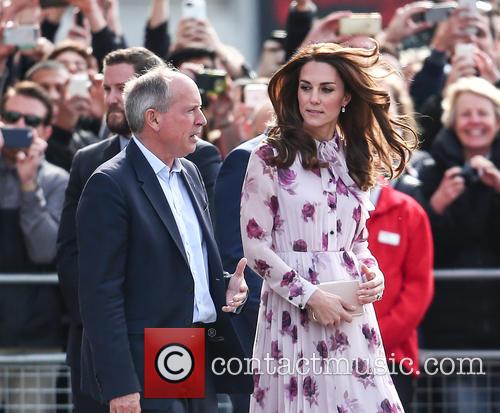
[{"x1": 310, "y1": 89, "x2": 320, "y2": 104}]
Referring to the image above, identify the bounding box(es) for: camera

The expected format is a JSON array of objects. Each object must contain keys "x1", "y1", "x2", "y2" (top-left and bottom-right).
[
  {"x1": 195, "y1": 69, "x2": 227, "y2": 107},
  {"x1": 459, "y1": 163, "x2": 480, "y2": 186}
]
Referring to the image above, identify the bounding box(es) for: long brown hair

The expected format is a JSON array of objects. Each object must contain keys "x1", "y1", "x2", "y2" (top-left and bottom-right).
[{"x1": 266, "y1": 42, "x2": 417, "y2": 191}]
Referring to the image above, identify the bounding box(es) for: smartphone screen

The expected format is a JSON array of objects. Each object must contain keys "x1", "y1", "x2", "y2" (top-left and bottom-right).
[
  {"x1": 1, "y1": 128, "x2": 33, "y2": 149},
  {"x1": 339, "y1": 13, "x2": 382, "y2": 37}
]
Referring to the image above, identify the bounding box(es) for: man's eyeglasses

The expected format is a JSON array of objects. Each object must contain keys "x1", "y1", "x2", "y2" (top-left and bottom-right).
[{"x1": 2, "y1": 111, "x2": 45, "y2": 128}]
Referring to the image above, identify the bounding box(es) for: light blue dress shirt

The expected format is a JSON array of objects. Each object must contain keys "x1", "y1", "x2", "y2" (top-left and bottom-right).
[{"x1": 133, "y1": 137, "x2": 217, "y2": 323}]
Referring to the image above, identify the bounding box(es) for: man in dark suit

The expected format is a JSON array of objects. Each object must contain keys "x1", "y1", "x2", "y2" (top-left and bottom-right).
[
  {"x1": 57, "y1": 48, "x2": 223, "y2": 412},
  {"x1": 214, "y1": 137, "x2": 262, "y2": 413},
  {"x1": 76, "y1": 66, "x2": 250, "y2": 412},
  {"x1": 214, "y1": 101, "x2": 273, "y2": 412},
  {"x1": 57, "y1": 47, "x2": 163, "y2": 412}
]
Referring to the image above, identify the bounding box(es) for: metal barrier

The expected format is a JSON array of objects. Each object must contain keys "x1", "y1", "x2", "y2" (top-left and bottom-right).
[
  {"x1": 1, "y1": 269, "x2": 499, "y2": 412},
  {"x1": 413, "y1": 351, "x2": 500, "y2": 413},
  {"x1": 0, "y1": 353, "x2": 71, "y2": 413}
]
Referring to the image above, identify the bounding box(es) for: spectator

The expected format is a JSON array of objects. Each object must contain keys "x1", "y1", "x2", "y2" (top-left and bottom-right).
[
  {"x1": 410, "y1": 7, "x2": 498, "y2": 150},
  {"x1": 47, "y1": 40, "x2": 93, "y2": 75},
  {"x1": 26, "y1": 60, "x2": 100, "y2": 171},
  {"x1": 418, "y1": 76, "x2": 500, "y2": 268},
  {"x1": 369, "y1": 180, "x2": 434, "y2": 410},
  {"x1": 0, "y1": 81, "x2": 68, "y2": 412},
  {"x1": 417, "y1": 75, "x2": 500, "y2": 413}
]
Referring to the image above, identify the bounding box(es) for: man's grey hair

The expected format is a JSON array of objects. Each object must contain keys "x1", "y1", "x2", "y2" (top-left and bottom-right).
[{"x1": 123, "y1": 65, "x2": 179, "y2": 134}]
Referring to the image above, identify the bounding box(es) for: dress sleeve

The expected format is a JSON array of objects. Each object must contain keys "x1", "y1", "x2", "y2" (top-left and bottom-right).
[
  {"x1": 240, "y1": 144, "x2": 317, "y2": 309},
  {"x1": 352, "y1": 202, "x2": 382, "y2": 279}
]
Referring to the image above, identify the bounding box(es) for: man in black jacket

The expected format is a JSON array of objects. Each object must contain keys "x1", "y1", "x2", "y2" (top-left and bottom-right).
[{"x1": 57, "y1": 46, "x2": 222, "y2": 412}]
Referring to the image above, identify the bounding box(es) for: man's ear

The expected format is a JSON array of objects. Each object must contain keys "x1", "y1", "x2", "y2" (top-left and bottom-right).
[{"x1": 144, "y1": 108, "x2": 160, "y2": 132}]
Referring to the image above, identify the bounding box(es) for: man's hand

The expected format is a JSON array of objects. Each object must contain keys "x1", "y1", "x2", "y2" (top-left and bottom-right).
[
  {"x1": 109, "y1": 392, "x2": 141, "y2": 413},
  {"x1": 16, "y1": 135, "x2": 46, "y2": 192},
  {"x1": 222, "y1": 257, "x2": 248, "y2": 313},
  {"x1": 381, "y1": 1, "x2": 433, "y2": 45},
  {"x1": 300, "y1": 10, "x2": 352, "y2": 46}
]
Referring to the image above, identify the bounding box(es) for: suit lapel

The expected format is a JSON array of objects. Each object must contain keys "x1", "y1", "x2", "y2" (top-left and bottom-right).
[{"x1": 127, "y1": 140, "x2": 189, "y2": 265}]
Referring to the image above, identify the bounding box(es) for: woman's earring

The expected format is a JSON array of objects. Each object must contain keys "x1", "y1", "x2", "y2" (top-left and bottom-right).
[{"x1": 341, "y1": 106, "x2": 346, "y2": 113}]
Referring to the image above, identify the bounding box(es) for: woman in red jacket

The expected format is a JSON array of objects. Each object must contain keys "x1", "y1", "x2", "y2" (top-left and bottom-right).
[{"x1": 368, "y1": 179, "x2": 434, "y2": 410}]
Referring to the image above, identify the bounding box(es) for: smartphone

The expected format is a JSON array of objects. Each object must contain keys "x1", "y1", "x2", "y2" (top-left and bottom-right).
[
  {"x1": 39, "y1": 0, "x2": 69, "y2": 8},
  {"x1": 454, "y1": 43, "x2": 476, "y2": 66},
  {"x1": 1, "y1": 127, "x2": 33, "y2": 149},
  {"x1": 182, "y1": 0, "x2": 206, "y2": 20},
  {"x1": 458, "y1": 0, "x2": 477, "y2": 13},
  {"x1": 339, "y1": 13, "x2": 382, "y2": 37},
  {"x1": 243, "y1": 83, "x2": 269, "y2": 110},
  {"x1": 75, "y1": 10, "x2": 85, "y2": 27},
  {"x1": 413, "y1": 4, "x2": 456, "y2": 24},
  {"x1": 67, "y1": 73, "x2": 90, "y2": 98},
  {"x1": 2, "y1": 25, "x2": 39, "y2": 49}
]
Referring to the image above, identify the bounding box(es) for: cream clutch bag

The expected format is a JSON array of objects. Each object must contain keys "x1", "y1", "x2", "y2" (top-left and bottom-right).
[{"x1": 316, "y1": 280, "x2": 364, "y2": 316}]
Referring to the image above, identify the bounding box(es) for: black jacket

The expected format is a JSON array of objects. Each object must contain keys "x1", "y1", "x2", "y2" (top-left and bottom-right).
[
  {"x1": 417, "y1": 129, "x2": 500, "y2": 349},
  {"x1": 417, "y1": 128, "x2": 500, "y2": 269}
]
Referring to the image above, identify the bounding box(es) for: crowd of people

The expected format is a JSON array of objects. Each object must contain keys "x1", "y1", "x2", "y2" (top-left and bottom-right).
[{"x1": 0, "y1": 0, "x2": 498, "y2": 412}]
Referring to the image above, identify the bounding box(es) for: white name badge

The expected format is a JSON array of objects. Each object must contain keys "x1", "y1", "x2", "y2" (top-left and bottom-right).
[{"x1": 378, "y1": 230, "x2": 400, "y2": 246}]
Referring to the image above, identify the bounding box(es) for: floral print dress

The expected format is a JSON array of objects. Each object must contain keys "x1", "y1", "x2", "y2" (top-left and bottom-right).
[{"x1": 240, "y1": 134, "x2": 404, "y2": 413}]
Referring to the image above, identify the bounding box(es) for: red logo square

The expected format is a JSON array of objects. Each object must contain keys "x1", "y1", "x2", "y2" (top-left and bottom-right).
[{"x1": 144, "y1": 328, "x2": 205, "y2": 398}]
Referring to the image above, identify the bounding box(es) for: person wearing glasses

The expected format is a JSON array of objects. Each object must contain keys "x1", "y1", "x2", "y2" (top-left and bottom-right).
[{"x1": 0, "y1": 81, "x2": 69, "y2": 412}]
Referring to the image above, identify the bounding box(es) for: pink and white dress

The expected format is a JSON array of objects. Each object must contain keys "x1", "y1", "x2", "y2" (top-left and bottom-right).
[{"x1": 240, "y1": 134, "x2": 404, "y2": 413}]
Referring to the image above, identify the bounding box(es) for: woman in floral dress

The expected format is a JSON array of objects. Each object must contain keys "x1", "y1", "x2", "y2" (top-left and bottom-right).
[{"x1": 240, "y1": 43, "x2": 417, "y2": 412}]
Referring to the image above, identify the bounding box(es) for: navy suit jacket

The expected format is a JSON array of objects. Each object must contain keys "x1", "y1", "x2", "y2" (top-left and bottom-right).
[
  {"x1": 214, "y1": 136, "x2": 263, "y2": 358},
  {"x1": 57, "y1": 137, "x2": 221, "y2": 370},
  {"x1": 76, "y1": 139, "x2": 251, "y2": 409}
]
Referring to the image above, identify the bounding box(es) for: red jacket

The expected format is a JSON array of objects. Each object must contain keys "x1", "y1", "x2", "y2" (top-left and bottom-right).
[{"x1": 368, "y1": 185, "x2": 434, "y2": 376}]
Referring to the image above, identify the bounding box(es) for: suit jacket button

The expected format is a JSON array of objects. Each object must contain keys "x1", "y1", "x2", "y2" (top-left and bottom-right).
[{"x1": 298, "y1": 304, "x2": 303, "y2": 309}]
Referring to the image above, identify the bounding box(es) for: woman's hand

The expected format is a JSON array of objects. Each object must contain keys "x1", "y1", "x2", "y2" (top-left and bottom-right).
[
  {"x1": 430, "y1": 166, "x2": 465, "y2": 214},
  {"x1": 306, "y1": 288, "x2": 355, "y2": 328},
  {"x1": 470, "y1": 155, "x2": 500, "y2": 192},
  {"x1": 357, "y1": 264, "x2": 384, "y2": 304}
]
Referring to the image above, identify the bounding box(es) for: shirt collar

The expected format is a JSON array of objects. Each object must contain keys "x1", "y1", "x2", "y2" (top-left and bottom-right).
[{"x1": 132, "y1": 136, "x2": 183, "y2": 176}]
